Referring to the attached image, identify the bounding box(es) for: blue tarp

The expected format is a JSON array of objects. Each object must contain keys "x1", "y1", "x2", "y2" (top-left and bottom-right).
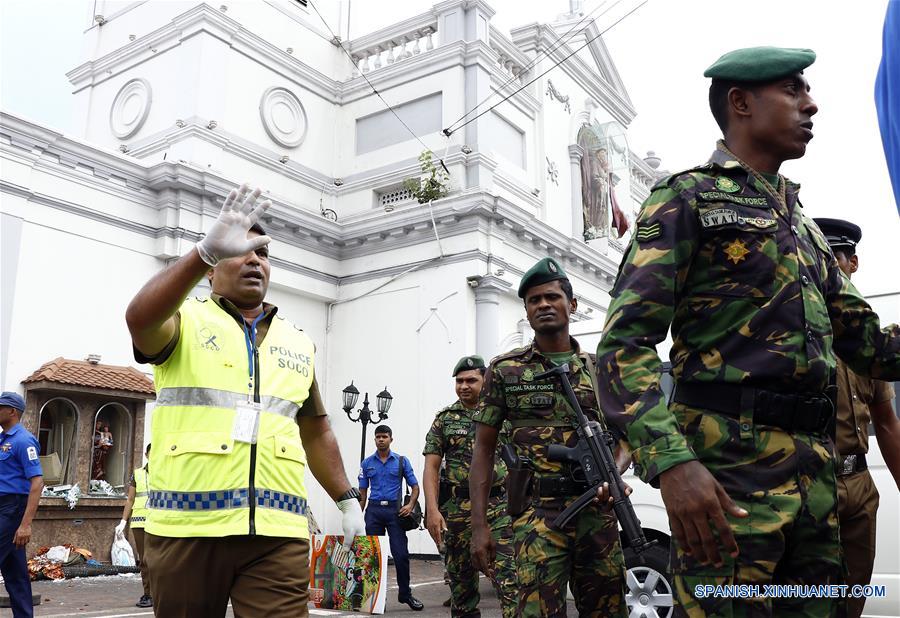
[{"x1": 875, "y1": 0, "x2": 900, "y2": 215}]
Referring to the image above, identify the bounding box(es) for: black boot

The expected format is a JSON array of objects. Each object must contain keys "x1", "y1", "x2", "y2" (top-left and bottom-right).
[
  {"x1": 136, "y1": 595, "x2": 153, "y2": 608},
  {"x1": 398, "y1": 594, "x2": 424, "y2": 611}
]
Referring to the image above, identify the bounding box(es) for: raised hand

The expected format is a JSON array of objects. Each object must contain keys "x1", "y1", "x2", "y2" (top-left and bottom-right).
[{"x1": 196, "y1": 184, "x2": 272, "y2": 266}]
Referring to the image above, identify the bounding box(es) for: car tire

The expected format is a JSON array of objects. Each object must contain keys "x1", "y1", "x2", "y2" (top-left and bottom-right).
[{"x1": 624, "y1": 541, "x2": 674, "y2": 618}]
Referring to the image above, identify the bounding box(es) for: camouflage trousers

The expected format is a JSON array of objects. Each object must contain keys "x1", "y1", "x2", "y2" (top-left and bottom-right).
[
  {"x1": 443, "y1": 498, "x2": 517, "y2": 618},
  {"x1": 672, "y1": 404, "x2": 844, "y2": 618},
  {"x1": 512, "y1": 498, "x2": 627, "y2": 617}
]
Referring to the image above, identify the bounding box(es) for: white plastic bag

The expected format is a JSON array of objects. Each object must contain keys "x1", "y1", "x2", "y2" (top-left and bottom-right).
[
  {"x1": 45, "y1": 545, "x2": 71, "y2": 563},
  {"x1": 111, "y1": 530, "x2": 136, "y2": 567}
]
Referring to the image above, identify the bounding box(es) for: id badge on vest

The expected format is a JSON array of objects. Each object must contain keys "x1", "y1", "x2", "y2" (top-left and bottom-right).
[{"x1": 232, "y1": 401, "x2": 262, "y2": 444}]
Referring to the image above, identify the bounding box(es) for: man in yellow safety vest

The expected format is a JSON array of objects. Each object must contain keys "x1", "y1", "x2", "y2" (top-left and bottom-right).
[{"x1": 126, "y1": 184, "x2": 366, "y2": 617}]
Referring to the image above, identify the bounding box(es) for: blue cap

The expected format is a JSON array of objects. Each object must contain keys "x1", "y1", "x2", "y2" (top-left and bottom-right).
[{"x1": 0, "y1": 391, "x2": 25, "y2": 412}]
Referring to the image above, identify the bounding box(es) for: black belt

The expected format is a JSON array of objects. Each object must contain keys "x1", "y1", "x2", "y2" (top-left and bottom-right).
[
  {"x1": 673, "y1": 382, "x2": 833, "y2": 435},
  {"x1": 533, "y1": 475, "x2": 589, "y2": 498},
  {"x1": 837, "y1": 453, "x2": 867, "y2": 477},
  {"x1": 448, "y1": 485, "x2": 504, "y2": 499}
]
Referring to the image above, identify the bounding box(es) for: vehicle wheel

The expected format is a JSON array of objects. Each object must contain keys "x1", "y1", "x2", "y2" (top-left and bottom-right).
[{"x1": 624, "y1": 542, "x2": 674, "y2": 618}]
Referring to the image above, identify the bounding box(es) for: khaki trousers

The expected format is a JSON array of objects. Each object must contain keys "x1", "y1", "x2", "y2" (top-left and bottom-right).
[
  {"x1": 129, "y1": 527, "x2": 151, "y2": 597},
  {"x1": 144, "y1": 534, "x2": 310, "y2": 618},
  {"x1": 837, "y1": 469, "x2": 879, "y2": 618}
]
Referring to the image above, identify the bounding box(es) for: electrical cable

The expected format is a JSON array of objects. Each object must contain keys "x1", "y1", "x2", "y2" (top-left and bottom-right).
[
  {"x1": 442, "y1": 0, "x2": 621, "y2": 136},
  {"x1": 442, "y1": 0, "x2": 647, "y2": 137},
  {"x1": 308, "y1": 0, "x2": 436, "y2": 156}
]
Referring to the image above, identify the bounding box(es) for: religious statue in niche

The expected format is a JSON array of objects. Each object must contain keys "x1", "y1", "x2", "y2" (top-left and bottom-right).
[
  {"x1": 577, "y1": 122, "x2": 631, "y2": 241},
  {"x1": 91, "y1": 418, "x2": 113, "y2": 480}
]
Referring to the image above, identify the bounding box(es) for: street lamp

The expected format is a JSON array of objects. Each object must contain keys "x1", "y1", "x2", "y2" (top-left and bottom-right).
[{"x1": 342, "y1": 381, "x2": 393, "y2": 462}]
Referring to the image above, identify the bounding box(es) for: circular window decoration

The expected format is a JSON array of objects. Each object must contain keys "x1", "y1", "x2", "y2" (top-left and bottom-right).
[
  {"x1": 259, "y1": 87, "x2": 307, "y2": 148},
  {"x1": 109, "y1": 78, "x2": 152, "y2": 139}
]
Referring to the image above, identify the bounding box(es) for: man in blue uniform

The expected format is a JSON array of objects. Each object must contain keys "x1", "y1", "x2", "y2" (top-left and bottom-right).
[
  {"x1": 0, "y1": 391, "x2": 44, "y2": 618},
  {"x1": 358, "y1": 425, "x2": 423, "y2": 611}
]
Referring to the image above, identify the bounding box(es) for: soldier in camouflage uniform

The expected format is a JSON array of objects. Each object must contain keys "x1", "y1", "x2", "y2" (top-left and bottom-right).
[
  {"x1": 423, "y1": 355, "x2": 517, "y2": 618},
  {"x1": 595, "y1": 47, "x2": 900, "y2": 617},
  {"x1": 470, "y1": 258, "x2": 627, "y2": 618}
]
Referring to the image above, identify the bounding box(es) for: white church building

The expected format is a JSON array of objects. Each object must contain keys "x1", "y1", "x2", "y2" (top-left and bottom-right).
[{"x1": 0, "y1": 0, "x2": 666, "y2": 554}]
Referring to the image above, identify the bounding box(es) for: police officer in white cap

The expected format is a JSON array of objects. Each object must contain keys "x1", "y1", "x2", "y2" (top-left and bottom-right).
[{"x1": 0, "y1": 391, "x2": 43, "y2": 618}]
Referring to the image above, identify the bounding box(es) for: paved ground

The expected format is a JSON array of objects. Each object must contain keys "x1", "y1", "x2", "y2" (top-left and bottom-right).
[{"x1": 4, "y1": 558, "x2": 509, "y2": 617}]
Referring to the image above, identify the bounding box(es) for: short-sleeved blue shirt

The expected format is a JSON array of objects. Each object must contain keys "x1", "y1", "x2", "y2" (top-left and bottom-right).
[
  {"x1": 357, "y1": 450, "x2": 418, "y2": 501},
  {"x1": 0, "y1": 423, "x2": 43, "y2": 495}
]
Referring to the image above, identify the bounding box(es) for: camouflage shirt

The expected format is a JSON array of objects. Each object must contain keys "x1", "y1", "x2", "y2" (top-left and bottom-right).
[
  {"x1": 597, "y1": 141, "x2": 900, "y2": 483},
  {"x1": 474, "y1": 337, "x2": 603, "y2": 476},
  {"x1": 423, "y1": 400, "x2": 508, "y2": 489}
]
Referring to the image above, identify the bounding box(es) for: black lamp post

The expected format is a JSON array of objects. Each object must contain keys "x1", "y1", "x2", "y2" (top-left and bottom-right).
[{"x1": 342, "y1": 381, "x2": 393, "y2": 462}]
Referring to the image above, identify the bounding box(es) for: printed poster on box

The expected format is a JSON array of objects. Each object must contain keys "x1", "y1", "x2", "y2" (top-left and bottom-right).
[{"x1": 309, "y1": 535, "x2": 387, "y2": 614}]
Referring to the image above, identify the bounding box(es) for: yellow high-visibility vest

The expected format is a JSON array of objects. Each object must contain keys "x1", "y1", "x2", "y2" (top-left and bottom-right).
[
  {"x1": 146, "y1": 297, "x2": 315, "y2": 539},
  {"x1": 130, "y1": 466, "x2": 149, "y2": 529}
]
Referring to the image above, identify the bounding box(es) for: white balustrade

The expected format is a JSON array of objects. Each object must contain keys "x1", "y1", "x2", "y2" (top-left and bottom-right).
[{"x1": 348, "y1": 13, "x2": 438, "y2": 78}]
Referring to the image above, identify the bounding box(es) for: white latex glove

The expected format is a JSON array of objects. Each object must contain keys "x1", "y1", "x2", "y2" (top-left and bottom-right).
[
  {"x1": 336, "y1": 498, "x2": 366, "y2": 550},
  {"x1": 195, "y1": 183, "x2": 272, "y2": 266},
  {"x1": 115, "y1": 519, "x2": 127, "y2": 535}
]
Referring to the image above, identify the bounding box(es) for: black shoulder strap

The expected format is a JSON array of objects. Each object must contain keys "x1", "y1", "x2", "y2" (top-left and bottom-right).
[{"x1": 397, "y1": 455, "x2": 407, "y2": 502}]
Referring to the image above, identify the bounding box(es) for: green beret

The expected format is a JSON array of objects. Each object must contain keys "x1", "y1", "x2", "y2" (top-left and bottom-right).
[
  {"x1": 518, "y1": 257, "x2": 568, "y2": 299},
  {"x1": 452, "y1": 355, "x2": 485, "y2": 376},
  {"x1": 813, "y1": 218, "x2": 861, "y2": 252},
  {"x1": 704, "y1": 46, "x2": 816, "y2": 82}
]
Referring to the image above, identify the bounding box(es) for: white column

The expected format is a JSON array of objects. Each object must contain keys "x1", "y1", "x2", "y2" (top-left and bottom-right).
[
  {"x1": 569, "y1": 144, "x2": 585, "y2": 240},
  {"x1": 473, "y1": 275, "x2": 511, "y2": 361}
]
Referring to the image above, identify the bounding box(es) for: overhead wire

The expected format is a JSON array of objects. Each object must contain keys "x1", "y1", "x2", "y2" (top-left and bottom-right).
[
  {"x1": 442, "y1": 0, "x2": 622, "y2": 136},
  {"x1": 307, "y1": 0, "x2": 437, "y2": 157},
  {"x1": 442, "y1": 0, "x2": 647, "y2": 137}
]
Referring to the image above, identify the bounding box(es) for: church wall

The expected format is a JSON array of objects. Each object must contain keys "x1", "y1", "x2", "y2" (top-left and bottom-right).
[
  {"x1": 1, "y1": 210, "x2": 164, "y2": 391},
  {"x1": 315, "y1": 257, "x2": 481, "y2": 553}
]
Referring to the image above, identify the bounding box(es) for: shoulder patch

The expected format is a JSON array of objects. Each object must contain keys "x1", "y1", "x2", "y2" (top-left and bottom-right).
[
  {"x1": 27, "y1": 446, "x2": 39, "y2": 461},
  {"x1": 438, "y1": 403, "x2": 458, "y2": 415},
  {"x1": 635, "y1": 221, "x2": 662, "y2": 243},
  {"x1": 650, "y1": 164, "x2": 713, "y2": 191},
  {"x1": 490, "y1": 346, "x2": 530, "y2": 365}
]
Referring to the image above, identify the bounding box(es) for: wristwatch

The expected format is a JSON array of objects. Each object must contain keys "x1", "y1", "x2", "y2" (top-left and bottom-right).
[{"x1": 337, "y1": 487, "x2": 361, "y2": 502}]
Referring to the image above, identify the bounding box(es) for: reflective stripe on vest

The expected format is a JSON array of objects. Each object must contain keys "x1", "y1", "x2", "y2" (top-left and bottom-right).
[
  {"x1": 147, "y1": 297, "x2": 315, "y2": 539},
  {"x1": 147, "y1": 488, "x2": 307, "y2": 515},
  {"x1": 155, "y1": 387, "x2": 300, "y2": 419},
  {"x1": 131, "y1": 466, "x2": 150, "y2": 529}
]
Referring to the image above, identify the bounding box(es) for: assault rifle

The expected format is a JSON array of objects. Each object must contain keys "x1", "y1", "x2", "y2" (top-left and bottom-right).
[{"x1": 536, "y1": 363, "x2": 656, "y2": 554}]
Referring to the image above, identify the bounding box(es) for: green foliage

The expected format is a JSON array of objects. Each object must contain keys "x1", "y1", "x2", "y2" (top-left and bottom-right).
[{"x1": 403, "y1": 150, "x2": 450, "y2": 204}]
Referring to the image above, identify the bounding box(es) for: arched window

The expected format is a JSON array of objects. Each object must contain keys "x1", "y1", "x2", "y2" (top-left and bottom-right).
[
  {"x1": 37, "y1": 398, "x2": 79, "y2": 486},
  {"x1": 89, "y1": 403, "x2": 132, "y2": 491}
]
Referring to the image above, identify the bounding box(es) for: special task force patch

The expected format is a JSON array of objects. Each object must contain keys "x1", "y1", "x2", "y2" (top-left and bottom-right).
[{"x1": 636, "y1": 221, "x2": 662, "y2": 243}]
